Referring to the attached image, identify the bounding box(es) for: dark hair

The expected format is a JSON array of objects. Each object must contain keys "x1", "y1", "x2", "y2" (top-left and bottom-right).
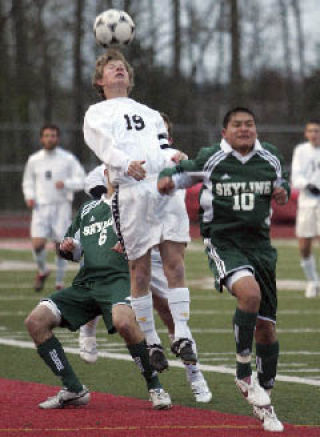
[
  {"x1": 223, "y1": 107, "x2": 256, "y2": 128},
  {"x1": 40, "y1": 123, "x2": 60, "y2": 137},
  {"x1": 305, "y1": 119, "x2": 320, "y2": 127},
  {"x1": 160, "y1": 112, "x2": 173, "y2": 139}
]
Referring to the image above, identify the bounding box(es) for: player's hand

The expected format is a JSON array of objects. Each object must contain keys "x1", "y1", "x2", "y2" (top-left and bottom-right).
[
  {"x1": 26, "y1": 199, "x2": 35, "y2": 209},
  {"x1": 112, "y1": 241, "x2": 124, "y2": 253},
  {"x1": 157, "y1": 177, "x2": 175, "y2": 195},
  {"x1": 55, "y1": 181, "x2": 64, "y2": 189},
  {"x1": 127, "y1": 160, "x2": 146, "y2": 181},
  {"x1": 60, "y1": 238, "x2": 75, "y2": 252},
  {"x1": 272, "y1": 187, "x2": 288, "y2": 205},
  {"x1": 171, "y1": 151, "x2": 188, "y2": 163}
]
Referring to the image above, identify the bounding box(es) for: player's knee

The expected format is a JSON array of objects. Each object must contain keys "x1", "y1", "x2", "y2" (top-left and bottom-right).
[
  {"x1": 240, "y1": 288, "x2": 261, "y2": 312},
  {"x1": 163, "y1": 260, "x2": 185, "y2": 285},
  {"x1": 24, "y1": 311, "x2": 48, "y2": 338},
  {"x1": 255, "y1": 319, "x2": 276, "y2": 343}
]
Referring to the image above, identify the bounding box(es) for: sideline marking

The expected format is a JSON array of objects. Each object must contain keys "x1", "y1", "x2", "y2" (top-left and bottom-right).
[{"x1": 1, "y1": 338, "x2": 319, "y2": 387}]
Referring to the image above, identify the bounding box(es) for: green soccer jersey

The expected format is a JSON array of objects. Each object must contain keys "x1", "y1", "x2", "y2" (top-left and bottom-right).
[
  {"x1": 64, "y1": 197, "x2": 128, "y2": 285},
  {"x1": 160, "y1": 141, "x2": 290, "y2": 247}
]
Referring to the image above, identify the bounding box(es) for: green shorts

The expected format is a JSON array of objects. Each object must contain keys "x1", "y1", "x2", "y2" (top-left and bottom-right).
[
  {"x1": 205, "y1": 240, "x2": 278, "y2": 322},
  {"x1": 46, "y1": 274, "x2": 131, "y2": 333}
]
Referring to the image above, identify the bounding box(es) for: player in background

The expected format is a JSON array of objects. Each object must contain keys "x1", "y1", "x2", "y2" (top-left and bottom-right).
[
  {"x1": 291, "y1": 120, "x2": 320, "y2": 298},
  {"x1": 24, "y1": 170, "x2": 171, "y2": 410},
  {"x1": 22, "y1": 124, "x2": 86, "y2": 292},
  {"x1": 158, "y1": 108, "x2": 289, "y2": 432},
  {"x1": 79, "y1": 162, "x2": 212, "y2": 403},
  {"x1": 83, "y1": 49, "x2": 197, "y2": 370}
]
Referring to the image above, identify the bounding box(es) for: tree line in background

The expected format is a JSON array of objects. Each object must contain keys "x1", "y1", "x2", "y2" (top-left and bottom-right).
[{"x1": 0, "y1": 0, "x2": 319, "y2": 167}]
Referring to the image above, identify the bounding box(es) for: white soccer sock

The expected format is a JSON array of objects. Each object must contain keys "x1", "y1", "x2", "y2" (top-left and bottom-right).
[
  {"x1": 32, "y1": 248, "x2": 47, "y2": 274},
  {"x1": 167, "y1": 287, "x2": 192, "y2": 340},
  {"x1": 80, "y1": 316, "x2": 100, "y2": 338},
  {"x1": 300, "y1": 255, "x2": 319, "y2": 282},
  {"x1": 185, "y1": 363, "x2": 203, "y2": 382},
  {"x1": 131, "y1": 293, "x2": 161, "y2": 345},
  {"x1": 55, "y1": 255, "x2": 67, "y2": 285}
]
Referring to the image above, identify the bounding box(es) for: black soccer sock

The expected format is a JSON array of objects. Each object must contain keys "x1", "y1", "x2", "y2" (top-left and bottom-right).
[
  {"x1": 233, "y1": 308, "x2": 258, "y2": 379},
  {"x1": 256, "y1": 341, "x2": 279, "y2": 390},
  {"x1": 37, "y1": 336, "x2": 83, "y2": 393},
  {"x1": 127, "y1": 340, "x2": 162, "y2": 391}
]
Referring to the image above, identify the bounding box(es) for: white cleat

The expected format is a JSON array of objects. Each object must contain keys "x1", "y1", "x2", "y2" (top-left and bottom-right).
[
  {"x1": 149, "y1": 388, "x2": 172, "y2": 410},
  {"x1": 235, "y1": 376, "x2": 271, "y2": 407},
  {"x1": 39, "y1": 386, "x2": 90, "y2": 409},
  {"x1": 79, "y1": 336, "x2": 98, "y2": 364},
  {"x1": 305, "y1": 282, "x2": 318, "y2": 298},
  {"x1": 191, "y1": 378, "x2": 212, "y2": 403},
  {"x1": 253, "y1": 405, "x2": 284, "y2": 432}
]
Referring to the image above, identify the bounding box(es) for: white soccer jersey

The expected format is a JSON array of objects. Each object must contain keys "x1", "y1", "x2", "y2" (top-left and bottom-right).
[
  {"x1": 83, "y1": 97, "x2": 174, "y2": 186},
  {"x1": 22, "y1": 147, "x2": 86, "y2": 205},
  {"x1": 291, "y1": 142, "x2": 320, "y2": 207}
]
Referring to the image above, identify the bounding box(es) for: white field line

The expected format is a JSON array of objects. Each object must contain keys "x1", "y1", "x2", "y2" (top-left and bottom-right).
[
  {"x1": 0, "y1": 337, "x2": 320, "y2": 387},
  {"x1": 0, "y1": 260, "x2": 78, "y2": 271}
]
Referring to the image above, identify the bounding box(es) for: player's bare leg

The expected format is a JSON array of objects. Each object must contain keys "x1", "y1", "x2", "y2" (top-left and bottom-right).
[
  {"x1": 112, "y1": 304, "x2": 171, "y2": 409},
  {"x1": 231, "y1": 276, "x2": 271, "y2": 407},
  {"x1": 129, "y1": 251, "x2": 168, "y2": 372},
  {"x1": 32, "y1": 237, "x2": 50, "y2": 292},
  {"x1": 25, "y1": 302, "x2": 89, "y2": 408},
  {"x1": 159, "y1": 241, "x2": 197, "y2": 364},
  {"x1": 299, "y1": 237, "x2": 319, "y2": 298}
]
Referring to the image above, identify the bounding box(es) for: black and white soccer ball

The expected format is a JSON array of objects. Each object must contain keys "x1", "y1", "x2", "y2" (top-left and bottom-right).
[{"x1": 94, "y1": 9, "x2": 135, "y2": 48}]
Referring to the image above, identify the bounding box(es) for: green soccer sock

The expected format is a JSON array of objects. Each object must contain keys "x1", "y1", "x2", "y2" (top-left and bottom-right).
[
  {"x1": 37, "y1": 336, "x2": 83, "y2": 393},
  {"x1": 233, "y1": 308, "x2": 258, "y2": 379},
  {"x1": 256, "y1": 341, "x2": 279, "y2": 390},
  {"x1": 127, "y1": 341, "x2": 162, "y2": 391}
]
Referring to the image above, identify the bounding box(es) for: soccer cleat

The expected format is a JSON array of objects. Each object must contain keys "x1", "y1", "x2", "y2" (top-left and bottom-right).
[
  {"x1": 148, "y1": 344, "x2": 169, "y2": 372},
  {"x1": 149, "y1": 388, "x2": 172, "y2": 410},
  {"x1": 39, "y1": 386, "x2": 90, "y2": 409},
  {"x1": 171, "y1": 338, "x2": 197, "y2": 364},
  {"x1": 253, "y1": 405, "x2": 284, "y2": 432},
  {"x1": 305, "y1": 282, "x2": 318, "y2": 298},
  {"x1": 191, "y1": 378, "x2": 212, "y2": 403},
  {"x1": 79, "y1": 335, "x2": 98, "y2": 364},
  {"x1": 235, "y1": 376, "x2": 271, "y2": 407},
  {"x1": 34, "y1": 270, "x2": 50, "y2": 292}
]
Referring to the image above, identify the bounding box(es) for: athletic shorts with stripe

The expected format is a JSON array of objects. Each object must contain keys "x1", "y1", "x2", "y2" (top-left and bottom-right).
[
  {"x1": 44, "y1": 274, "x2": 131, "y2": 334},
  {"x1": 205, "y1": 240, "x2": 278, "y2": 323}
]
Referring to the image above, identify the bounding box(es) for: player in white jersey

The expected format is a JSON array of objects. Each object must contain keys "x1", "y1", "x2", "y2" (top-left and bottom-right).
[
  {"x1": 291, "y1": 120, "x2": 320, "y2": 298},
  {"x1": 79, "y1": 163, "x2": 212, "y2": 403},
  {"x1": 83, "y1": 49, "x2": 196, "y2": 368},
  {"x1": 22, "y1": 124, "x2": 86, "y2": 292}
]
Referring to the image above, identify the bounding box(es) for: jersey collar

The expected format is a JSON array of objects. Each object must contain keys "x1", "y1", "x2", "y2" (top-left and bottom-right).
[{"x1": 220, "y1": 138, "x2": 263, "y2": 163}]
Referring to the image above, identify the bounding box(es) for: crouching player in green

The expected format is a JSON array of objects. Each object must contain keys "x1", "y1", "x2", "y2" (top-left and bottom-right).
[
  {"x1": 25, "y1": 171, "x2": 171, "y2": 410},
  {"x1": 158, "y1": 107, "x2": 290, "y2": 432}
]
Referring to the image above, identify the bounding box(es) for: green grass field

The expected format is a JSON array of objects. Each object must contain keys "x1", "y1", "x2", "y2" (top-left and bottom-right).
[{"x1": 0, "y1": 240, "x2": 319, "y2": 426}]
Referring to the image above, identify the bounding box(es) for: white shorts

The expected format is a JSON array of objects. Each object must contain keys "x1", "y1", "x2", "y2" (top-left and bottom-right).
[
  {"x1": 296, "y1": 204, "x2": 320, "y2": 238},
  {"x1": 31, "y1": 202, "x2": 72, "y2": 241},
  {"x1": 113, "y1": 177, "x2": 190, "y2": 260},
  {"x1": 150, "y1": 249, "x2": 169, "y2": 299}
]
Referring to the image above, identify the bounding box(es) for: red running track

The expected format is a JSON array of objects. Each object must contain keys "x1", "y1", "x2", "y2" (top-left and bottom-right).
[{"x1": 0, "y1": 379, "x2": 319, "y2": 437}]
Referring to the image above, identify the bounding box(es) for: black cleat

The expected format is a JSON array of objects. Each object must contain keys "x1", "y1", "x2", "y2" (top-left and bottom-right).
[
  {"x1": 148, "y1": 344, "x2": 169, "y2": 372},
  {"x1": 171, "y1": 338, "x2": 198, "y2": 364}
]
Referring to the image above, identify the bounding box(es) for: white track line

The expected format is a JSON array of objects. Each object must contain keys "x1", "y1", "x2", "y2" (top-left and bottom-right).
[{"x1": 0, "y1": 337, "x2": 319, "y2": 387}]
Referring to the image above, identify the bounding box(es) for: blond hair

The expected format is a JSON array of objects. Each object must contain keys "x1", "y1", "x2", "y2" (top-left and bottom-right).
[{"x1": 92, "y1": 49, "x2": 134, "y2": 99}]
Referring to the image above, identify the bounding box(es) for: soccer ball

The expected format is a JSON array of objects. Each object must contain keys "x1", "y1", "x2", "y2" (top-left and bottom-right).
[{"x1": 94, "y1": 9, "x2": 135, "y2": 48}]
